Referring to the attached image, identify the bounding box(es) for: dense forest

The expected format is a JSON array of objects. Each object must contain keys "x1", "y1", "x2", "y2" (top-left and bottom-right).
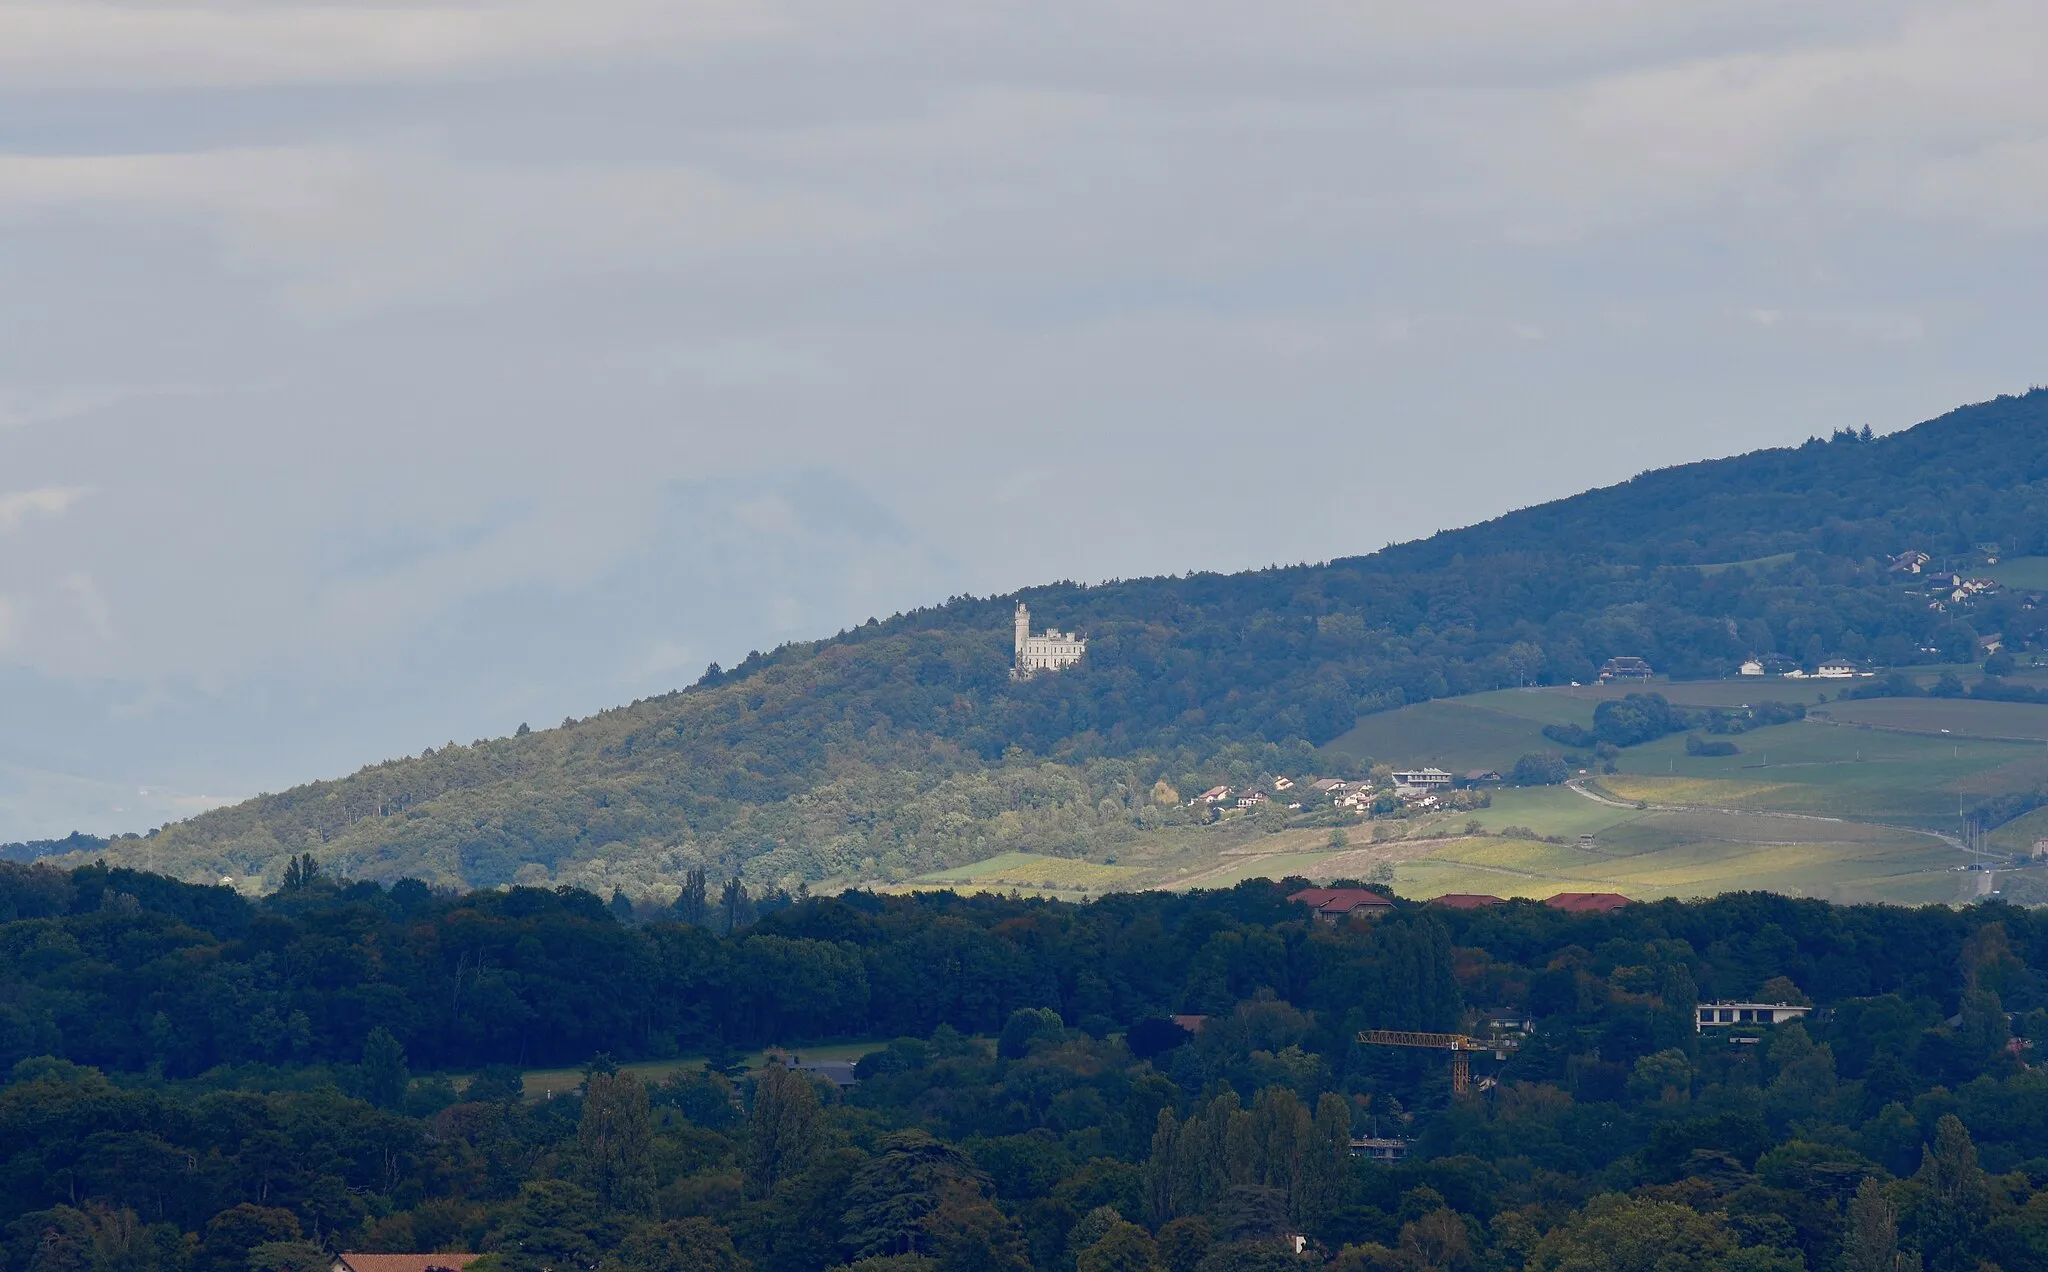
[
  {"x1": 3, "y1": 861, "x2": 2047, "y2": 1271},
  {"x1": 38, "y1": 389, "x2": 2048, "y2": 892}
]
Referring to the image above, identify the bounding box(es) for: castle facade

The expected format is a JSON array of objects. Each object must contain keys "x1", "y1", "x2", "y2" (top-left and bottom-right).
[{"x1": 1013, "y1": 603, "x2": 1087, "y2": 677}]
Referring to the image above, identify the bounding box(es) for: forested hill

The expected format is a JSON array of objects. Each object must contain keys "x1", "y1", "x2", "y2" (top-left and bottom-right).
[{"x1": 52, "y1": 388, "x2": 2048, "y2": 892}]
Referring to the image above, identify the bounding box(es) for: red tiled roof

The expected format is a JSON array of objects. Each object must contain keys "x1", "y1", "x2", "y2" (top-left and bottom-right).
[
  {"x1": 1543, "y1": 892, "x2": 1632, "y2": 913},
  {"x1": 1429, "y1": 894, "x2": 1505, "y2": 909},
  {"x1": 1289, "y1": 887, "x2": 1394, "y2": 912},
  {"x1": 337, "y1": 1256, "x2": 481, "y2": 1272}
]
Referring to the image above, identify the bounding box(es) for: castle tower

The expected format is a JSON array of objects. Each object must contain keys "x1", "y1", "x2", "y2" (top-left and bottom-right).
[{"x1": 1015, "y1": 602, "x2": 1030, "y2": 660}]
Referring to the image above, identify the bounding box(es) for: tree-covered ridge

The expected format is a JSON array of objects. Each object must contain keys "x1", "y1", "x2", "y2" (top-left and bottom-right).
[
  {"x1": 4, "y1": 863, "x2": 2048, "y2": 1271},
  {"x1": 55, "y1": 389, "x2": 2048, "y2": 891}
]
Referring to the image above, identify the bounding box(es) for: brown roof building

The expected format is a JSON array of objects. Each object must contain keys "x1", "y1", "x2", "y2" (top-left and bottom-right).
[
  {"x1": 1543, "y1": 892, "x2": 1632, "y2": 914},
  {"x1": 1429, "y1": 893, "x2": 1505, "y2": 909},
  {"x1": 333, "y1": 1257, "x2": 480, "y2": 1272},
  {"x1": 1288, "y1": 887, "x2": 1395, "y2": 923}
]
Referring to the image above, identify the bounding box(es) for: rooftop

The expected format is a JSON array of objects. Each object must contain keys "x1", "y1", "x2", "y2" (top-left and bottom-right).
[
  {"x1": 1289, "y1": 887, "x2": 1394, "y2": 913},
  {"x1": 335, "y1": 1256, "x2": 480, "y2": 1272},
  {"x1": 1543, "y1": 892, "x2": 1632, "y2": 914}
]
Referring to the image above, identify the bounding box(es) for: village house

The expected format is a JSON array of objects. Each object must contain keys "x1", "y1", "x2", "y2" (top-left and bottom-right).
[
  {"x1": 1288, "y1": 887, "x2": 1395, "y2": 924},
  {"x1": 1816, "y1": 659, "x2": 1864, "y2": 679},
  {"x1": 1236, "y1": 790, "x2": 1269, "y2": 809},
  {"x1": 1310, "y1": 777, "x2": 1347, "y2": 794},
  {"x1": 1461, "y1": 769, "x2": 1503, "y2": 786},
  {"x1": 1599, "y1": 656, "x2": 1655, "y2": 682},
  {"x1": 1272, "y1": 776, "x2": 1296, "y2": 792},
  {"x1": 1739, "y1": 658, "x2": 1765, "y2": 676},
  {"x1": 1197, "y1": 785, "x2": 1233, "y2": 804},
  {"x1": 1890, "y1": 550, "x2": 1930, "y2": 574}
]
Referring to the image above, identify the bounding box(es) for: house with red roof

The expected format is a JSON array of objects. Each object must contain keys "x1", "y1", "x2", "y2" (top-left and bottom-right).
[
  {"x1": 1543, "y1": 892, "x2": 1631, "y2": 914},
  {"x1": 1429, "y1": 893, "x2": 1505, "y2": 909},
  {"x1": 1288, "y1": 887, "x2": 1395, "y2": 924}
]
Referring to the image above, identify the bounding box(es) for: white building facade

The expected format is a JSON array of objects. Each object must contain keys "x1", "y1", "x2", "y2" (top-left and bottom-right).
[{"x1": 1013, "y1": 603, "x2": 1087, "y2": 677}]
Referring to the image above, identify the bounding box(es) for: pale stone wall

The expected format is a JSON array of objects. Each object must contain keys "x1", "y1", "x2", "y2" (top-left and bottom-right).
[{"x1": 1012, "y1": 603, "x2": 1086, "y2": 676}]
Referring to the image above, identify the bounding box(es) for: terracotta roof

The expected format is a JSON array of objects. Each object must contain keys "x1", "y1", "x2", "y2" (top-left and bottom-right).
[
  {"x1": 1429, "y1": 893, "x2": 1505, "y2": 909},
  {"x1": 336, "y1": 1255, "x2": 481, "y2": 1272},
  {"x1": 1289, "y1": 887, "x2": 1394, "y2": 913},
  {"x1": 1543, "y1": 892, "x2": 1632, "y2": 913}
]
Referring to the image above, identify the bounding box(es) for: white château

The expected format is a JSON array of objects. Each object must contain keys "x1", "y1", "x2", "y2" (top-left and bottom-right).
[{"x1": 1013, "y1": 603, "x2": 1087, "y2": 678}]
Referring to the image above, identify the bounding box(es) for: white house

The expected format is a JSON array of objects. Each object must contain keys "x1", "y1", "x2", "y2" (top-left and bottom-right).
[
  {"x1": 1739, "y1": 659, "x2": 1765, "y2": 677},
  {"x1": 1696, "y1": 1002, "x2": 1812, "y2": 1032},
  {"x1": 1391, "y1": 768, "x2": 1454, "y2": 793},
  {"x1": 1816, "y1": 659, "x2": 1862, "y2": 679}
]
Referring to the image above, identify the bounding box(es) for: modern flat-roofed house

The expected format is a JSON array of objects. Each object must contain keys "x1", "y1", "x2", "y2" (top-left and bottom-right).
[
  {"x1": 794, "y1": 1059, "x2": 859, "y2": 1088},
  {"x1": 334, "y1": 1256, "x2": 479, "y2": 1272},
  {"x1": 1391, "y1": 768, "x2": 1453, "y2": 793},
  {"x1": 1543, "y1": 892, "x2": 1631, "y2": 914},
  {"x1": 1289, "y1": 887, "x2": 1394, "y2": 924},
  {"x1": 1349, "y1": 1137, "x2": 1413, "y2": 1162},
  {"x1": 1599, "y1": 656, "x2": 1654, "y2": 682},
  {"x1": 1695, "y1": 1002, "x2": 1812, "y2": 1032}
]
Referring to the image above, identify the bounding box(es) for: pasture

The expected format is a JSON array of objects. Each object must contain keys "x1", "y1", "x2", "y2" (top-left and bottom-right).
[
  {"x1": 1820, "y1": 697, "x2": 2048, "y2": 742},
  {"x1": 1323, "y1": 697, "x2": 1569, "y2": 771},
  {"x1": 1984, "y1": 556, "x2": 2048, "y2": 590},
  {"x1": 904, "y1": 850, "x2": 1148, "y2": 897}
]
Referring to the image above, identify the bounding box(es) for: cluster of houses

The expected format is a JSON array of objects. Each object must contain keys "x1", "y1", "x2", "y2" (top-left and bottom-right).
[
  {"x1": 1194, "y1": 766, "x2": 1490, "y2": 817},
  {"x1": 1739, "y1": 656, "x2": 1873, "y2": 680},
  {"x1": 1890, "y1": 550, "x2": 2010, "y2": 611}
]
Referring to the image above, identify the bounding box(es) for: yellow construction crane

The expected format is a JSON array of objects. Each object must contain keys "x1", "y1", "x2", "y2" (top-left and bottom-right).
[{"x1": 1357, "y1": 1029, "x2": 1503, "y2": 1095}]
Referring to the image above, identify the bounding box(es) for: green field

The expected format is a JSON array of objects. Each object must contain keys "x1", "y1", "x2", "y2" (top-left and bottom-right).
[
  {"x1": 1821, "y1": 697, "x2": 2048, "y2": 741},
  {"x1": 1324, "y1": 695, "x2": 1584, "y2": 769},
  {"x1": 1696, "y1": 553, "x2": 1797, "y2": 576},
  {"x1": 905, "y1": 683, "x2": 2040, "y2": 912},
  {"x1": 516, "y1": 1038, "x2": 894, "y2": 1099},
  {"x1": 904, "y1": 850, "x2": 1149, "y2": 898},
  {"x1": 1984, "y1": 556, "x2": 2048, "y2": 590}
]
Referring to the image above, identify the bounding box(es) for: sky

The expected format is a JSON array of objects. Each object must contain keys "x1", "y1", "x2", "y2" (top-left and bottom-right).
[{"x1": 2, "y1": 1, "x2": 2046, "y2": 840}]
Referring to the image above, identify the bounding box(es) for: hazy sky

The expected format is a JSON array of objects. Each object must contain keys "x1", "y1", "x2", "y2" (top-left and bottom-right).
[{"x1": 3, "y1": 1, "x2": 2045, "y2": 838}]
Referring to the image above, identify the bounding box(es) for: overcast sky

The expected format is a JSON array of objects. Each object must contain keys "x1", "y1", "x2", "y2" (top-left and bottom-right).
[{"x1": 2, "y1": 1, "x2": 2045, "y2": 839}]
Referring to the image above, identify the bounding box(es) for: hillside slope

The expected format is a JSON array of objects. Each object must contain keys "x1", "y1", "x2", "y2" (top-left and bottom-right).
[{"x1": 56, "y1": 389, "x2": 2048, "y2": 893}]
